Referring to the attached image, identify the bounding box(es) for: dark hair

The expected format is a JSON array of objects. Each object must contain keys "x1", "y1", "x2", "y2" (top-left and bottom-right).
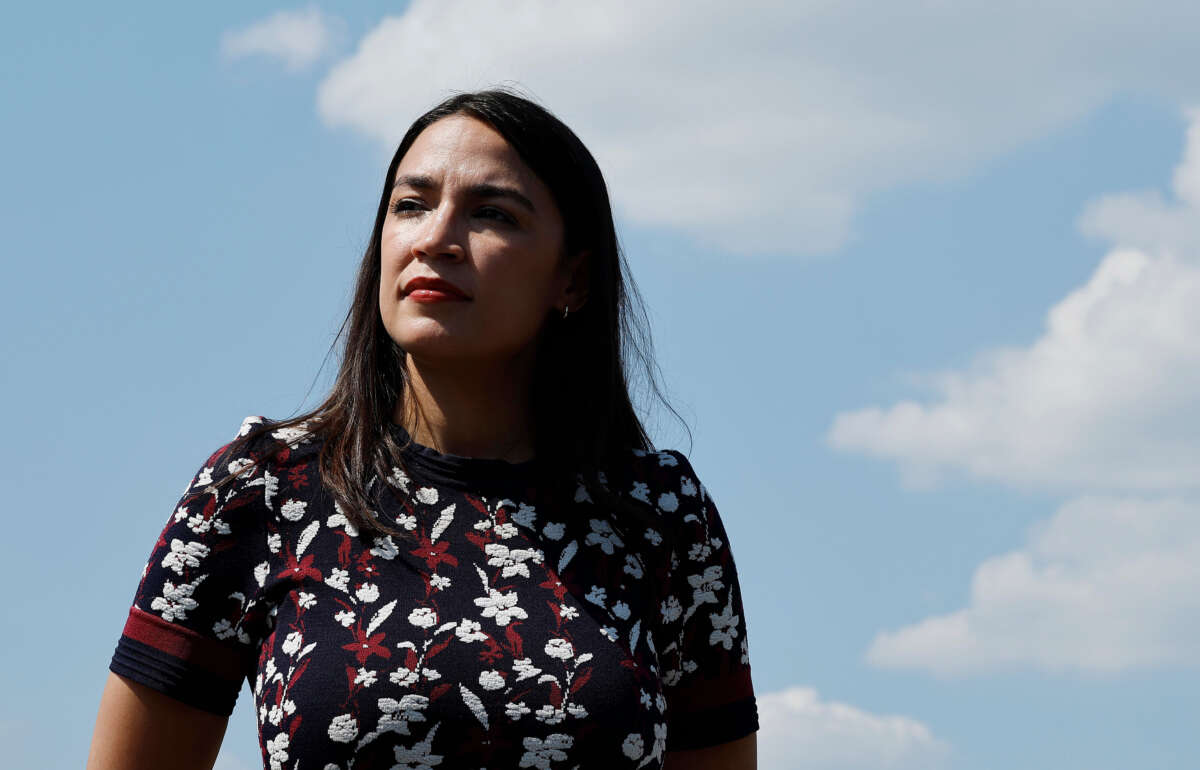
[{"x1": 216, "y1": 88, "x2": 687, "y2": 552}]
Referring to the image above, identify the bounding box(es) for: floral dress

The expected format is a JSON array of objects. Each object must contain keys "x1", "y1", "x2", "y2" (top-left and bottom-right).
[{"x1": 109, "y1": 416, "x2": 757, "y2": 769}]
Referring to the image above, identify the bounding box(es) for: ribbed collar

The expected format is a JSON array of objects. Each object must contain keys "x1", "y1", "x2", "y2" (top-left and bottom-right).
[{"x1": 387, "y1": 421, "x2": 540, "y2": 497}]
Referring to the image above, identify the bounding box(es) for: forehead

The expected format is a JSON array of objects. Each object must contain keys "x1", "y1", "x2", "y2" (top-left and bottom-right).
[{"x1": 394, "y1": 115, "x2": 535, "y2": 187}]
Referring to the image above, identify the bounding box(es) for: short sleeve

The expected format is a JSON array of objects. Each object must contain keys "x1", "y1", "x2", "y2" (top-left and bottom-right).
[
  {"x1": 654, "y1": 450, "x2": 757, "y2": 751},
  {"x1": 108, "y1": 416, "x2": 275, "y2": 715}
]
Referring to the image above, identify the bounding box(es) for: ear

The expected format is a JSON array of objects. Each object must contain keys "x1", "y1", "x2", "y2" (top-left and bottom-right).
[{"x1": 559, "y1": 250, "x2": 590, "y2": 312}]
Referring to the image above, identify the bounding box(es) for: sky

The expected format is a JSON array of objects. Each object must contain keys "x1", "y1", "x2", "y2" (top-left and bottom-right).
[{"x1": 3, "y1": 2, "x2": 1198, "y2": 768}]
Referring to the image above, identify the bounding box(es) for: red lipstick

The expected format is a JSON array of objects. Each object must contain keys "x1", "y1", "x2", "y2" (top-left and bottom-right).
[{"x1": 402, "y1": 276, "x2": 471, "y2": 302}]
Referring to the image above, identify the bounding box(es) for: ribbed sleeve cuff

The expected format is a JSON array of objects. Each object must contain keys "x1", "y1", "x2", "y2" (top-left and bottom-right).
[
  {"x1": 666, "y1": 694, "x2": 759, "y2": 751},
  {"x1": 109, "y1": 636, "x2": 242, "y2": 715}
]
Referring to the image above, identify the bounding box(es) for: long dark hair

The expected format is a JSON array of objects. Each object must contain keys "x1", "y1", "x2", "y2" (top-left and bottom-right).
[{"x1": 214, "y1": 88, "x2": 688, "y2": 551}]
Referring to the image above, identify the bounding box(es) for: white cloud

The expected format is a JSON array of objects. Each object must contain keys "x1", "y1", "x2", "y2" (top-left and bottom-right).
[
  {"x1": 757, "y1": 686, "x2": 950, "y2": 770},
  {"x1": 314, "y1": 0, "x2": 1200, "y2": 256},
  {"x1": 866, "y1": 495, "x2": 1200, "y2": 675},
  {"x1": 827, "y1": 109, "x2": 1200, "y2": 493},
  {"x1": 832, "y1": 112, "x2": 1200, "y2": 675},
  {"x1": 221, "y1": 6, "x2": 339, "y2": 71}
]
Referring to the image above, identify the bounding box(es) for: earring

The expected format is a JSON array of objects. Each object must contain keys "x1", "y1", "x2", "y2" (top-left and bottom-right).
[{"x1": 563, "y1": 305, "x2": 570, "y2": 320}]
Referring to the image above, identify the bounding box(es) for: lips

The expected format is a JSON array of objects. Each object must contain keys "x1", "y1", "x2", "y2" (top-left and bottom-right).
[{"x1": 402, "y1": 276, "x2": 470, "y2": 299}]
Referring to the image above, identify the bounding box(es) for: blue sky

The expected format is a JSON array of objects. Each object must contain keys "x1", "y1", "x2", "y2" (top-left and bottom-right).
[{"x1": 4, "y1": 3, "x2": 1199, "y2": 768}]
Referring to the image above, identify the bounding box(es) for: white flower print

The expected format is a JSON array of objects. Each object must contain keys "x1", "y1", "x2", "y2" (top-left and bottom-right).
[
  {"x1": 326, "y1": 567, "x2": 350, "y2": 592},
  {"x1": 408, "y1": 607, "x2": 437, "y2": 629},
  {"x1": 494, "y1": 522, "x2": 518, "y2": 539},
  {"x1": 639, "y1": 689, "x2": 652, "y2": 709},
  {"x1": 327, "y1": 713, "x2": 358, "y2": 743},
  {"x1": 282, "y1": 631, "x2": 303, "y2": 656},
  {"x1": 454, "y1": 618, "x2": 488, "y2": 643},
  {"x1": 584, "y1": 585, "x2": 606, "y2": 607},
  {"x1": 688, "y1": 542, "x2": 713, "y2": 562},
  {"x1": 520, "y1": 733, "x2": 573, "y2": 768},
  {"x1": 542, "y1": 521, "x2": 565, "y2": 540},
  {"x1": 644, "y1": 528, "x2": 663, "y2": 546},
  {"x1": 630, "y1": 481, "x2": 651, "y2": 503},
  {"x1": 185, "y1": 513, "x2": 210, "y2": 534},
  {"x1": 599, "y1": 626, "x2": 618, "y2": 642},
  {"x1": 253, "y1": 561, "x2": 270, "y2": 588},
  {"x1": 396, "y1": 512, "x2": 418, "y2": 530},
  {"x1": 355, "y1": 582, "x2": 380, "y2": 603},
  {"x1": 271, "y1": 425, "x2": 312, "y2": 448},
  {"x1": 266, "y1": 732, "x2": 289, "y2": 770},
  {"x1": 656, "y1": 451, "x2": 678, "y2": 467},
  {"x1": 297, "y1": 591, "x2": 316, "y2": 609},
  {"x1": 651, "y1": 722, "x2": 668, "y2": 762},
  {"x1": 660, "y1": 595, "x2": 683, "y2": 623},
  {"x1": 283, "y1": 698, "x2": 297, "y2": 715},
  {"x1": 657, "y1": 492, "x2": 679, "y2": 513},
  {"x1": 680, "y1": 476, "x2": 698, "y2": 496},
  {"x1": 150, "y1": 577, "x2": 203, "y2": 622},
  {"x1": 160, "y1": 539, "x2": 209, "y2": 575},
  {"x1": 623, "y1": 554, "x2": 644, "y2": 579},
  {"x1": 280, "y1": 498, "x2": 307, "y2": 522},
  {"x1": 354, "y1": 668, "x2": 377, "y2": 687},
  {"x1": 430, "y1": 574, "x2": 451, "y2": 590},
  {"x1": 389, "y1": 667, "x2": 419, "y2": 687},
  {"x1": 574, "y1": 482, "x2": 592, "y2": 503},
  {"x1": 544, "y1": 637, "x2": 574, "y2": 660},
  {"x1": 485, "y1": 543, "x2": 543, "y2": 579},
  {"x1": 268, "y1": 704, "x2": 284, "y2": 726},
  {"x1": 534, "y1": 704, "x2": 566, "y2": 725},
  {"x1": 512, "y1": 502, "x2": 537, "y2": 528},
  {"x1": 612, "y1": 601, "x2": 631, "y2": 620},
  {"x1": 334, "y1": 609, "x2": 356, "y2": 627},
  {"x1": 371, "y1": 535, "x2": 399, "y2": 560},
  {"x1": 228, "y1": 457, "x2": 254, "y2": 476},
  {"x1": 506, "y1": 700, "x2": 531, "y2": 720},
  {"x1": 266, "y1": 532, "x2": 282, "y2": 553},
  {"x1": 512, "y1": 657, "x2": 542, "y2": 681},
  {"x1": 708, "y1": 603, "x2": 740, "y2": 650},
  {"x1": 622, "y1": 732, "x2": 644, "y2": 760},
  {"x1": 474, "y1": 588, "x2": 528, "y2": 626},
  {"x1": 387, "y1": 465, "x2": 410, "y2": 492},
  {"x1": 688, "y1": 565, "x2": 724, "y2": 606},
  {"x1": 473, "y1": 518, "x2": 492, "y2": 530},
  {"x1": 656, "y1": 692, "x2": 667, "y2": 712},
  {"x1": 379, "y1": 694, "x2": 429, "y2": 735},
  {"x1": 326, "y1": 507, "x2": 359, "y2": 536},
  {"x1": 585, "y1": 519, "x2": 623, "y2": 554},
  {"x1": 194, "y1": 467, "x2": 214, "y2": 487},
  {"x1": 393, "y1": 733, "x2": 443, "y2": 769},
  {"x1": 414, "y1": 486, "x2": 439, "y2": 505},
  {"x1": 213, "y1": 618, "x2": 234, "y2": 640},
  {"x1": 559, "y1": 604, "x2": 578, "y2": 621},
  {"x1": 478, "y1": 669, "x2": 505, "y2": 690}
]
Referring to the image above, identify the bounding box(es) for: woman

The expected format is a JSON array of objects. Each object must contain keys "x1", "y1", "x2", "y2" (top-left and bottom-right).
[{"x1": 87, "y1": 89, "x2": 757, "y2": 769}]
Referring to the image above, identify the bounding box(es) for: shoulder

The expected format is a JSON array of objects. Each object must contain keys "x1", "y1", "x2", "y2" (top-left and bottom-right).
[{"x1": 184, "y1": 415, "x2": 321, "y2": 502}]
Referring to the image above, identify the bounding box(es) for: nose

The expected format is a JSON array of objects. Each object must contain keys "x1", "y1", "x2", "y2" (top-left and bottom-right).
[{"x1": 411, "y1": 205, "x2": 466, "y2": 262}]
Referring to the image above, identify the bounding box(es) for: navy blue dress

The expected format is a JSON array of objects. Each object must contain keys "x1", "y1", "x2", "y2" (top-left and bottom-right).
[{"x1": 110, "y1": 416, "x2": 757, "y2": 769}]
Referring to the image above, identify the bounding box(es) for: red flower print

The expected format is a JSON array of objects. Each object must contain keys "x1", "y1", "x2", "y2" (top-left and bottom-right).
[
  {"x1": 341, "y1": 628, "x2": 391, "y2": 665},
  {"x1": 410, "y1": 535, "x2": 458, "y2": 571}
]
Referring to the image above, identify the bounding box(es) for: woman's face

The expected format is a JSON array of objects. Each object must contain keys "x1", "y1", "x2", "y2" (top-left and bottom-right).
[{"x1": 379, "y1": 114, "x2": 581, "y2": 368}]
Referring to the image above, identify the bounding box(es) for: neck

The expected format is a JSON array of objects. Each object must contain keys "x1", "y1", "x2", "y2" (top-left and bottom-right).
[{"x1": 394, "y1": 351, "x2": 537, "y2": 463}]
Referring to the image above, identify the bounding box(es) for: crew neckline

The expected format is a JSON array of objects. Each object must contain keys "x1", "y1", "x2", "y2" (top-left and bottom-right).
[{"x1": 387, "y1": 421, "x2": 540, "y2": 495}]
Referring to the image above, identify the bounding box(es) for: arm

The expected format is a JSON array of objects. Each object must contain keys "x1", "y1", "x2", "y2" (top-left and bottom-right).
[
  {"x1": 663, "y1": 732, "x2": 757, "y2": 770},
  {"x1": 86, "y1": 672, "x2": 228, "y2": 770}
]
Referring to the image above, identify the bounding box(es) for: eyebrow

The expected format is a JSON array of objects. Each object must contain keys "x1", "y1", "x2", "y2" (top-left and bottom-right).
[{"x1": 392, "y1": 174, "x2": 536, "y2": 213}]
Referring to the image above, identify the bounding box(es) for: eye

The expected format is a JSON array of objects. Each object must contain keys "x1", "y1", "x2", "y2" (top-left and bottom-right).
[
  {"x1": 389, "y1": 198, "x2": 425, "y2": 216},
  {"x1": 476, "y1": 206, "x2": 517, "y2": 225}
]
